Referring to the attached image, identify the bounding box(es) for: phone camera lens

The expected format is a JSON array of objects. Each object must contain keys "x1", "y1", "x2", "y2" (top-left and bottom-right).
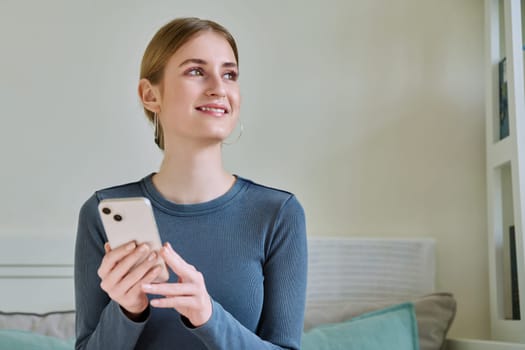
[
  {"x1": 102, "y1": 207, "x2": 111, "y2": 215},
  {"x1": 113, "y1": 214, "x2": 122, "y2": 222}
]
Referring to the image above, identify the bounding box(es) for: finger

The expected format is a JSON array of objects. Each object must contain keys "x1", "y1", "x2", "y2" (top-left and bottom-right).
[
  {"x1": 102, "y1": 244, "x2": 151, "y2": 287},
  {"x1": 160, "y1": 243, "x2": 197, "y2": 281},
  {"x1": 142, "y1": 282, "x2": 195, "y2": 296},
  {"x1": 97, "y1": 241, "x2": 137, "y2": 278},
  {"x1": 104, "y1": 242, "x2": 111, "y2": 254},
  {"x1": 142, "y1": 264, "x2": 163, "y2": 284},
  {"x1": 150, "y1": 295, "x2": 198, "y2": 309},
  {"x1": 118, "y1": 251, "x2": 161, "y2": 293},
  {"x1": 126, "y1": 264, "x2": 163, "y2": 296},
  {"x1": 156, "y1": 260, "x2": 170, "y2": 282}
]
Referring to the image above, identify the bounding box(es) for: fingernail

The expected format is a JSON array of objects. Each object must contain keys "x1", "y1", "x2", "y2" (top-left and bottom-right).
[
  {"x1": 162, "y1": 242, "x2": 172, "y2": 253},
  {"x1": 150, "y1": 299, "x2": 159, "y2": 306},
  {"x1": 126, "y1": 242, "x2": 136, "y2": 251},
  {"x1": 142, "y1": 284, "x2": 152, "y2": 290},
  {"x1": 139, "y1": 244, "x2": 149, "y2": 252},
  {"x1": 148, "y1": 252, "x2": 156, "y2": 261}
]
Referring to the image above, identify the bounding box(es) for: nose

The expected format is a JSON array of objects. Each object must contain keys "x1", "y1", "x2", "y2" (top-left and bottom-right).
[{"x1": 205, "y1": 74, "x2": 226, "y2": 98}]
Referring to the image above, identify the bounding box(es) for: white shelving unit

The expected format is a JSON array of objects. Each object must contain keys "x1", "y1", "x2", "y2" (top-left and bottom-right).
[{"x1": 485, "y1": 0, "x2": 525, "y2": 343}]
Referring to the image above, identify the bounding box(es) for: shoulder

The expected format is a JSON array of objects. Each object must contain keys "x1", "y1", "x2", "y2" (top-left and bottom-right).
[
  {"x1": 238, "y1": 178, "x2": 307, "y2": 259},
  {"x1": 238, "y1": 175, "x2": 290, "y2": 198},
  {"x1": 236, "y1": 176, "x2": 304, "y2": 215},
  {"x1": 79, "y1": 176, "x2": 148, "y2": 217},
  {"x1": 237, "y1": 175, "x2": 292, "y2": 198},
  {"x1": 94, "y1": 178, "x2": 146, "y2": 201}
]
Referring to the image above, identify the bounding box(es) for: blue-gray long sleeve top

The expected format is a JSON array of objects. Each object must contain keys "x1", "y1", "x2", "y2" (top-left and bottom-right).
[{"x1": 74, "y1": 174, "x2": 307, "y2": 349}]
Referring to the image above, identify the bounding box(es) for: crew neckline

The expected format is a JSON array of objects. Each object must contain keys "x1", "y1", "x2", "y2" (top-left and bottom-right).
[{"x1": 140, "y1": 173, "x2": 247, "y2": 216}]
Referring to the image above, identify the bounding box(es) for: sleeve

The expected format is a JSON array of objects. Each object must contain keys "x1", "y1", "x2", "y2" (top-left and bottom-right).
[
  {"x1": 74, "y1": 193, "x2": 148, "y2": 350},
  {"x1": 186, "y1": 195, "x2": 308, "y2": 350}
]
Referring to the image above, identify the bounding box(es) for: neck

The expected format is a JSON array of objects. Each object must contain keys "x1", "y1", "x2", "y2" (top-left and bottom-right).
[{"x1": 153, "y1": 142, "x2": 234, "y2": 204}]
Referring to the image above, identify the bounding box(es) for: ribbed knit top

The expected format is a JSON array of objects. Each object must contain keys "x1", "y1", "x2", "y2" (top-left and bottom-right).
[{"x1": 74, "y1": 174, "x2": 307, "y2": 349}]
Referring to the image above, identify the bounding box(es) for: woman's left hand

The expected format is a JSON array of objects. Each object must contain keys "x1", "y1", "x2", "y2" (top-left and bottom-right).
[{"x1": 141, "y1": 242, "x2": 212, "y2": 327}]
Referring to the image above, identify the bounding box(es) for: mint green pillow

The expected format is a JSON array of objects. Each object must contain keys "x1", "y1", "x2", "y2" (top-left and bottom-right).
[
  {"x1": 302, "y1": 302, "x2": 420, "y2": 350},
  {"x1": 0, "y1": 329, "x2": 74, "y2": 350}
]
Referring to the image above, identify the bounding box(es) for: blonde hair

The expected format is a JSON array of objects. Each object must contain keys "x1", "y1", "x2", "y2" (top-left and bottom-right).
[{"x1": 140, "y1": 17, "x2": 239, "y2": 150}]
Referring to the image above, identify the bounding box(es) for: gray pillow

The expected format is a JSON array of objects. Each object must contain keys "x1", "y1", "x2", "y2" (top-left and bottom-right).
[
  {"x1": 304, "y1": 292, "x2": 456, "y2": 350},
  {"x1": 0, "y1": 310, "x2": 75, "y2": 339}
]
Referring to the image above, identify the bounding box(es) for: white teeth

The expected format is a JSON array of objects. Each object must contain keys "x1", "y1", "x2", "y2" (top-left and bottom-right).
[{"x1": 199, "y1": 106, "x2": 226, "y2": 113}]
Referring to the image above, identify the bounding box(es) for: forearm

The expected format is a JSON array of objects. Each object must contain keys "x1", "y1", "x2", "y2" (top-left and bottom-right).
[
  {"x1": 76, "y1": 301, "x2": 147, "y2": 350},
  {"x1": 187, "y1": 300, "x2": 297, "y2": 350}
]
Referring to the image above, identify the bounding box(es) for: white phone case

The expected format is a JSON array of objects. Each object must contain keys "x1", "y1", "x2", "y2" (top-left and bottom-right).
[{"x1": 98, "y1": 197, "x2": 168, "y2": 282}]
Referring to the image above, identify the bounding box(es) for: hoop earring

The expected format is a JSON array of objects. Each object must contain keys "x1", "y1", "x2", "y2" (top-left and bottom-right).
[
  {"x1": 154, "y1": 112, "x2": 160, "y2": 145},
  {"x1": 222, "y1": 119, "x2": 244, "y2": 146}
]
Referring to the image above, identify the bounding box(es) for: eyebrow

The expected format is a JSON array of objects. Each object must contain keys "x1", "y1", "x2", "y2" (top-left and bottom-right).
[{"x1": 178, "y1": 58, "x2": 237, "y2": 69}]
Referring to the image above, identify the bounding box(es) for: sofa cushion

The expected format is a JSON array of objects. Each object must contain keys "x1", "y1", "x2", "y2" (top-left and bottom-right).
[
  {"x1": 302, "y1": 302, "x2": 420, "y2": 350},
  {"x1": 304, "y1": 292, "x2": 455, "y2": 350}
]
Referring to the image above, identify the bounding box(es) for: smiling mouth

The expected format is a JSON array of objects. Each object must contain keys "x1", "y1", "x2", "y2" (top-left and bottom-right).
[
  {"x1": 196, "y1": 106, "x2": 228, "y2": 114},
  {"x1": 197, "y1": 107, "x2": 226, "y2": 113}
]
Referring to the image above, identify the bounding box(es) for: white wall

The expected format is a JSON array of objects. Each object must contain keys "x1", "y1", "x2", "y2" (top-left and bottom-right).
[{"x1": 0, "y1": 0, "x2": 487, "y2": 339}]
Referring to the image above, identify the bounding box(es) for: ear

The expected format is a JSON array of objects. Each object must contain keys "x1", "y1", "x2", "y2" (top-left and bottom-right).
[{"x1": 138, "y1": 78, "x2": 161, "y2": 113}]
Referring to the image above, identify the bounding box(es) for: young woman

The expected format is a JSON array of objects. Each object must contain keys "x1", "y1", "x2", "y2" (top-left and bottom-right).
[{"x1": 74, "y1": 17, "x2": 307, "y2": 350}]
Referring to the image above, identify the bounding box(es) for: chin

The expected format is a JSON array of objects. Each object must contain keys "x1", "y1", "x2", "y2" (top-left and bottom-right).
[
  {"x1": 209, "y1": 128, "x2": 235, "y2": 140},
  {"x1": 200, "y1": 134, "x2": 229, "y2": 145}
]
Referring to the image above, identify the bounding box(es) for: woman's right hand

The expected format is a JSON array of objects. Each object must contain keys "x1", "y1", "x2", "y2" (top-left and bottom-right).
[{"x1": 97, "y1": 241, "x2": 162, "y2": 320}]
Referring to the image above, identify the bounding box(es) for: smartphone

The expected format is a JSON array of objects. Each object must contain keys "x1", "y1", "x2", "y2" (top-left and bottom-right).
[{"x1": 98, "y1": 197, "x2": 169, "y2": 282}]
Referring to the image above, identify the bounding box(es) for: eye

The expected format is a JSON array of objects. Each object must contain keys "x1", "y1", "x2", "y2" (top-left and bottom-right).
[
  {"x1": 223, "y1": 71, "x2": 238, "y2": 81},
  {"x1": 186, "y1": 67, "x2": 204, "y2": 76}
]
